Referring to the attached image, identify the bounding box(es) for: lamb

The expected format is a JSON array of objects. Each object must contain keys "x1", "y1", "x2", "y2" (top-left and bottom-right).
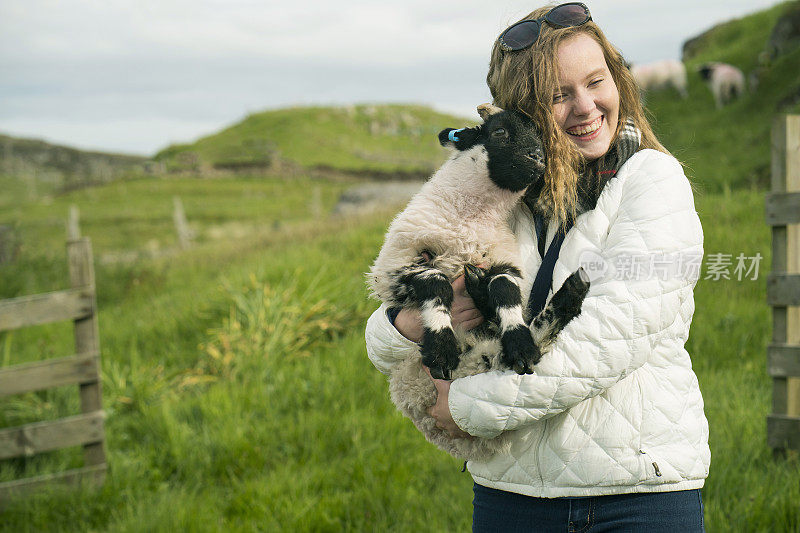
[
  {"x1": 367, "y1": 104, "x2": 590, "y2": 459},
  {"x1": 630, "y1": 59, "x2": 688, "y2": 98},
  {"x1": 698, "y1": 62, "x2": 745, "y2": 108}
]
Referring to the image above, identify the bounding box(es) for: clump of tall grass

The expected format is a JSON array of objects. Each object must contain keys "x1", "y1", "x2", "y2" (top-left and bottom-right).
[{"x1": 186, "y1": 271, "x2": 362, "y2": 386}]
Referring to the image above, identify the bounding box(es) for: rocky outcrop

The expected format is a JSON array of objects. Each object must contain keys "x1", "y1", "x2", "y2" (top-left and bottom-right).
[
  {"x1": 767, "y1": 1, "x2": 800, "y2": 59},
  {"x1": 332, "y1": 181, "x2": 423, "y2": 215},
  {"x1": 0, "y1": 134, "x2": 150, "y2": 190}
]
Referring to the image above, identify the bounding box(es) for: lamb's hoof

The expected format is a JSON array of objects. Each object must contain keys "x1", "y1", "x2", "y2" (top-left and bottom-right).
[
  {"x1": 501, "y1": 326, "x2": 539, "y2": 375},
  {"x1": 463, "y1": 264, "x2": 488, "y2": 299},
  {"x1": 421, "y1": 328, "x2": 461, "y2": 380},
  {"x1": 463, "y1": 264, "x2": 495, "y2": 322},
  {"x1": 464, "y1": 263, "x2": 485, "y2": 286},
  {"x1": 564, "y1": 267, "x2": 591, "y2": 297},
  {"x1": 512, "y1": 360, "x2": 532, "y2": 375},
  {"x1": 428, "y1": 365, "x2": 451, "y2": 381},
  {"x1": 549, "y1": 268, "x2": 591, "y2": 319}
]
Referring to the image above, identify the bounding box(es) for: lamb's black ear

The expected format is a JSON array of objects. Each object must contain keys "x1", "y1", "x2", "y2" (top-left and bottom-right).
[{"x1": 438, "y1": 126, "x2": 480, "y2": 150}]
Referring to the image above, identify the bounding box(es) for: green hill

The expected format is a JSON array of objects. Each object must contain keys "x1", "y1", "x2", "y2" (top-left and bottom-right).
[
  {"x1": 154, "y1": 104, "x2": 472, "y2": 177},
  {"x1": 644, "y1": 1, "x2": 800, "y2": 192}
]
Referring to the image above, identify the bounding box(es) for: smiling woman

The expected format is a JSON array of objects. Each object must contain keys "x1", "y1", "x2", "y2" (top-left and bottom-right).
[
  {"x1": 365, "y1": 2, "x2": 710, "y2": 532},
  {"x1": 553, "y1": 33, "x2": 619, "y2": 161}
]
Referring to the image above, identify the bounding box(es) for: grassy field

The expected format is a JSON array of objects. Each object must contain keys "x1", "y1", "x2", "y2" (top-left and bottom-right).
[{"x1": 0, "y1": 167, "x2": 798, "y2": 531}]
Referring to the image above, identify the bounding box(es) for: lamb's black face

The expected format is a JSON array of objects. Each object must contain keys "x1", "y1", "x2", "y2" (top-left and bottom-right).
[{"x1": 439, "y1": 110, "x2": 546, "y2": 193}]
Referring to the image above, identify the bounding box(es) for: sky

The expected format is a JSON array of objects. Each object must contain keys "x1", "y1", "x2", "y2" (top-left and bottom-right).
[{"x1": 0, "y1": 0, "x2": 784, "y2": 156}]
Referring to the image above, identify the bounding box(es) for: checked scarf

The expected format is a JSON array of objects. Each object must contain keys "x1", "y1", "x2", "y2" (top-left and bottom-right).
[
  {"x1": 523, "y1": 118, "x2": 641, "y2": 318},
  {"x1": 579, "y1": 118, "x2": 642, "y2": 212}
]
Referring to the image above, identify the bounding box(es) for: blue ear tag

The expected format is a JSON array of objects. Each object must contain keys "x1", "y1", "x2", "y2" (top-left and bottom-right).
[{"x1": 448, "y1": 128, "x2": 465, "y2": 142}]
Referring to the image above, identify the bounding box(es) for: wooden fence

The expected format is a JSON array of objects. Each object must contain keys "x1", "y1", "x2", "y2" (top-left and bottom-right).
[
  {"x1": 766, "y1": 114, "x2": 800, "y2": 451},
  {"x1": 0, "y1": 237, "x2": 106, "y2": 502}
]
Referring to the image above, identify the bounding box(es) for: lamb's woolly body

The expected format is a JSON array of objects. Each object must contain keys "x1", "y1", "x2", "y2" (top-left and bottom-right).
[
  {"x1": 367, "y1": 108, "x2": 588, "y2": 461},
  {"x1": 368, "y1": 139, "x2": 529, "y2": 460},
  {"x1": 368, "y1": 144, "x2": 524, "y2": 304}
]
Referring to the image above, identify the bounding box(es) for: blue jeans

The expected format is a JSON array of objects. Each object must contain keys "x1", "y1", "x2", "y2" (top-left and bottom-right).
[{"x1": 472, "y1": 483, "x2": 704, "y2": 532}]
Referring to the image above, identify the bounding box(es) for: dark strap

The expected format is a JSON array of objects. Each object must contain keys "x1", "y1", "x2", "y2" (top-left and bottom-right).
[
  {"x1": 387, "y1": 307, "x2": 401, "y2": 325},
  {"x1": 527, "y1": 214, "x2": 573, "y2": 319},
  {"x1": 534, "y1": 213, "x2": 547, "y2": 260}
]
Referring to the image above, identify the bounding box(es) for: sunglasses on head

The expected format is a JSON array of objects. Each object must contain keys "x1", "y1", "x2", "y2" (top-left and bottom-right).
[{"x1": 497, "y1": 2, "x2": 592, "y2": 52}]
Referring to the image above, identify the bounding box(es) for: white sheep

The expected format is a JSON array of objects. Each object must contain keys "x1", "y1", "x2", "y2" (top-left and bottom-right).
[
  {"x1": 698, "y1": 62, "x2": 746, "y2": 108},
  {"x1": 630, "y1": 59, "x2": 688, "y2": 98},
  {"x1": 367, "y1": 104, "x2": 589, "y2": 459}
]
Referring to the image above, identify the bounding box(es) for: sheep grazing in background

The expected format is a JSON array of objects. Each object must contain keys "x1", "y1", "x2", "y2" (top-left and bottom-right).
[
  {"x1": 630, "y1": 59, "x2": 688, "y2": 98},
  {"x1": 367, "y1": 104, "x2": 589, "y2": 459},
  {"x1": 698, "y1": 62, "x2": 746, "y2": 108}
]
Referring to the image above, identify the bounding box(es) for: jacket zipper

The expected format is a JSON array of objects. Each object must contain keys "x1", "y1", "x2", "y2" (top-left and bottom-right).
[{"x1": 639, "y1": 449, "x2": 662, "y2": 477}]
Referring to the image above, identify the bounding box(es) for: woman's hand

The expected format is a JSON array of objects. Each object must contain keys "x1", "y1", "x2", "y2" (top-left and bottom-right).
[
  {"x1": 424, "y1": 367, "x2": 471, "y2": 438},
  {"x1": 394, "y1": 274, "x2": 484, "y2": 343},
  {"x1": 394, "y1": 307, "x2": 425, "y2": 343},
  {"x1": 450, "y1": 274, "x2": 485, "y2": 331}
]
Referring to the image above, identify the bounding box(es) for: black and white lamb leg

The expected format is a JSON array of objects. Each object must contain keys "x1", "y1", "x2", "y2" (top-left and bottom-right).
[
  {"x1": 485, "y1": 266, "x2": 539, "y2": 375},
  {"x1": 394, "y1": 265, "x2": 461, "y2": 380},
  {"x1": 530, "y1": 267, "x2": 591, "y2": 351}
]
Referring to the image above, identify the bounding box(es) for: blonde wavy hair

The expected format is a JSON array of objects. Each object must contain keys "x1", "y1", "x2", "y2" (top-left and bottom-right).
[{"x1": 487, "y1": 5, "x2": 669, "y2": 224}]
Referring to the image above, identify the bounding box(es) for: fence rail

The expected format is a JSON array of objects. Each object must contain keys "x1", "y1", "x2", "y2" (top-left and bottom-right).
[
  {"x1": 0, "y1": 465, "x2": 106, "y2": 502},
  {"x1": 0, "y1": 288, "x2": 94, "y2": 331},
  {"x1": 0, "y1": 411, "x2": 105, "y2": 460},
  {"x1": 0, "y1": 352, "x2": 100, "y2": 398},
  {"x1": 766, "y1": 274, "x2": 800, "y2": 306},
  {"x1": 765, "y1": 191, "x2": 800, "y2": 224}
]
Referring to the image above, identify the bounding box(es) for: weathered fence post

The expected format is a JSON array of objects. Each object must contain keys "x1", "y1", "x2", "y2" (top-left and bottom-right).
[
  {"x1": 173, "y1": 196, "x2": 193, "y2": 249},
  {"x1": 68, "y1": 238, "x2": 106, "y2": 470},
  {"x1": 67, "y1": 204, "x2": 81, "y2": 240},
  {"x1": 766, "y1": 114, "x2": 800, "y2": 451}
]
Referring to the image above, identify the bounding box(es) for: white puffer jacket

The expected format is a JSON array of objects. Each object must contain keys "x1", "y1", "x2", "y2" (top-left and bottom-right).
[{"x1": 365, "y1": 149, "x2": 710, "y2": 498}]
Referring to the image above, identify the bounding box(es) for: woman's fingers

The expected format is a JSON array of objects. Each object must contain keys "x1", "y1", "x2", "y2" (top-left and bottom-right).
[
  {"x1": 422, "y1": 367, "x2": 469, "y2": 437},
  {"x1": 458, "y1": 314, "x2": 484, "y2": 331},
  {"x1": 451, "y1": 274, "x2": 483, "y2": 330}
]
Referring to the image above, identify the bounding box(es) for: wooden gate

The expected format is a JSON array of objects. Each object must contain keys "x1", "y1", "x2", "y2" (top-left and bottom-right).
[
  {"x1": 766, "y1": 114, "x2": 800, "y2": 451},
  {"x1": 0, "y1": 237, "x2": 106, "y2": 501}
]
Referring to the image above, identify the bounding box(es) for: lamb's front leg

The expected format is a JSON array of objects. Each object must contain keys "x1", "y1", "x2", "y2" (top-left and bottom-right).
[
  {"x1": 466, "y1": 263, "x2": 538, "y2": 374},
  {"x1": 396, "y1": 266, "x2": 461, "y2": 380},
  {"x1": 531, "y1": 268, "x2": 590, "y2": 351}
]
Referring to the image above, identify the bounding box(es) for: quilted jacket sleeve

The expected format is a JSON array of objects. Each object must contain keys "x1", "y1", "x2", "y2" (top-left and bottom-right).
[
  {"x1": 365, "y1": 303, "x2": 421, "y2": 375},
  {"x1": 448, "y1": 151, "x2": 704, "y2": 439}
]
